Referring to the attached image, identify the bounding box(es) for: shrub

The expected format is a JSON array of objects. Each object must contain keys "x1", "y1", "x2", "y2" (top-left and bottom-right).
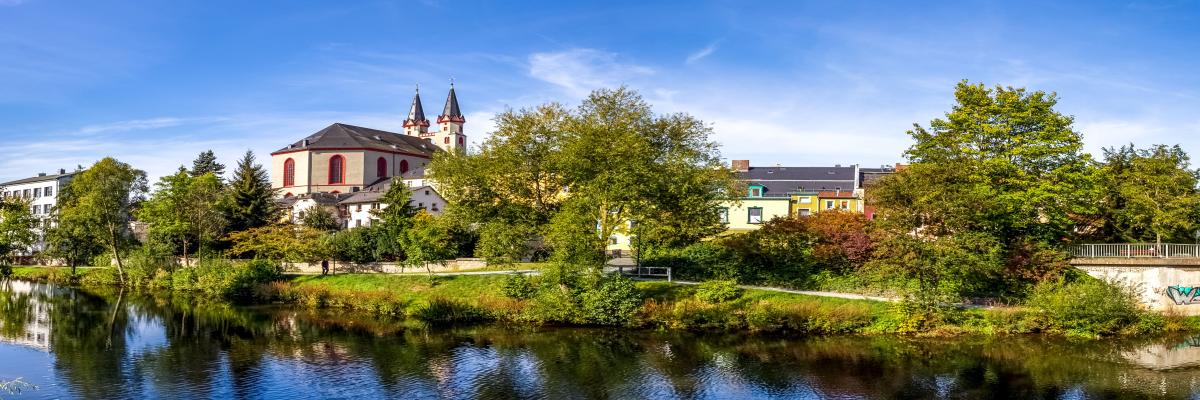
[
  {"x1": 579, "y1": 274, "x2": 643, "y2": 326},
  {"x1": 670, "y1": 298, "x2": 736, "y2": 330},
  {"x1": 0, "y1": 264, "x2": 11, "y2": 278},
  {"x1": 694, "y1": 279, "x2": 741, "y2": 303},
  {"x1": 501, "y1": 273, "x2": 537, "y2": 299},
  {"x1": 1027, "y1": 277, "x2": 1145, "y2": 337},
  {"x1": 412, "y1": 298, "x2": 490, "y2": 324}
]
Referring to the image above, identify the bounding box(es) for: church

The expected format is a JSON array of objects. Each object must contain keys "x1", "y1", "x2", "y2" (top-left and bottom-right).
[
  {"x1": 270, "y1": 85, "x2": 465, "y2": 197},
  {"x1": 270, "y1": 85, "x2": 465, "y2": 226}
]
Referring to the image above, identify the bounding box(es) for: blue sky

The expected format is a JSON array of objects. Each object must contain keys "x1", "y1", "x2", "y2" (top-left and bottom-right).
[{"x1": 2, "y1": 0, "x2": 1200, "y2": 182}]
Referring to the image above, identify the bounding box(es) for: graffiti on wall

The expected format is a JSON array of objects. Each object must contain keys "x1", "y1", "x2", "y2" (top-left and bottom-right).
[{"x1": 1167, "y1": 286, "x2": 1200, "y2": 305}]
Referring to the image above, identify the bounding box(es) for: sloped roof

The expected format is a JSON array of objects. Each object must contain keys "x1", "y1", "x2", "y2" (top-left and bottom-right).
[
  {"x1": 0, "y1": 172, "x2": 75, "y2": 187},
  {"x1": 272, "y1": 123, "x2": 439, "y2": 156},
  {"x1": 439, "y1": 85, "x2": 463, "y2": 122},
  {"x1": 738, "y1": 166, "x2": 856, "y2": 181},
  {"x1": 340, "y1": 177, "x2": 436, "y2": 205},
  {"x1": 818, "y1": 190, "x2": 857, "y2": 199}
]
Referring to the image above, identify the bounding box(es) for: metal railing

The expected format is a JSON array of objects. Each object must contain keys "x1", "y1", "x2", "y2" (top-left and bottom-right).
[
  {"x1": 618, "y1": 266, "x2": 672, "y2": 282},
  {"x1": 1071, "y1": 243, "x2": 1200, "y2": 258}
]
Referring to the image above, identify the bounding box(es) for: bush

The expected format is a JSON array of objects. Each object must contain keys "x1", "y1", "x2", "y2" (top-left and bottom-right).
[
  {"x1": 412, "y1": 298, "x2": 490, "y2": 324},
  {"x1": 1027, "y1": 277, "x2": 1146, "y2": 337},
  {"x1": 579, "y1": 274, "x2": 643, "y2": 326},
  {"x1": 501, "y1": 273, "x2": 537, "y2": 299},
  {"x1": 695, "y1": 279, "x2": 741, "y2": 303},
  {"x1": 0, "y1": 264, "x2": 11, "y2": 278}
]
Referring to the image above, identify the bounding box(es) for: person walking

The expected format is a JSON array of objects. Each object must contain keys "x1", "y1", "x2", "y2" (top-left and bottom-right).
[{"x1": 321, "y1": 259, "x2": 330, "y2": 275}]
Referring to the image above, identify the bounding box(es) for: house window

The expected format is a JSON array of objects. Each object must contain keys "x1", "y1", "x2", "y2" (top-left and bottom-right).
[
  {"x1": 355, "y1": 220, "x2": 361, "y2": 227},
  {"x1": 798, "y1": 209, "x2": 811, "y2": 216},
  {"x1": 377, "y1": 157, "x2": 388, "y2": 178},
  {"x1": 328, "y1": 155, "x2": 345, "y2": 184},
  {"x1": 356, "y1": 204, "x2": 362, "y2": 212},
  {"x1": 718, "y1": 208, "x2": 729, "y2": 224},
  {"x1": 610, "y1": 236, "x2": 619, "y2": 245},
  {"x1": 444, "y1": 137, "x2": 450, "y2": 144},
  {"x1": 749, "y1": 186, "x2": 762, "y2": 197},
  {"x1": 424, "y1": 190, "x2": 430, "y2": 195},
  {"x1": 799, "y1": 197, "x2": 811, "y2": 204},
  {"x1": 33, "y1": 188, "x2": 41, "y2": 197},
  {"x1": 458, "y1": 137, "x2": 464, "y2": 145},
  {"x1": 400, "y1": 159, "x2": 410, "y2": 174},
  {"x1": 839, "y1": 201, "x2": 849, "y2": 210},
  {"x1": 283, "y1": 158, "x2": 295, "y2": 186},
  {"x1": 44, "y1": 186, "x2": 52, "y2": 196},
  {"x1": 825, "y1": 200, "x2": 835, "y2": 209},
  {"x1": 748, "y1": 207, "x2": 763, "y2": 224},
  {"x1": 418, "y1": 202, "x2": 424, "y2": 208},
  {"x1": 372, "y1": 203, "x2": 379, "y2": 210}
]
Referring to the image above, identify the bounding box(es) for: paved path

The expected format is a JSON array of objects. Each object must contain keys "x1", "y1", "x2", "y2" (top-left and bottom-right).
[{"x1": 639, "y1": 278, "x2": 896, "y2": 302}]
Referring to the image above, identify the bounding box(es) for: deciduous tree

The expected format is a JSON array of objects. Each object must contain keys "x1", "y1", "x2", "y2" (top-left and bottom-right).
[{"x1": 56, "y1": 157, "x2": 148, "y2": 284}]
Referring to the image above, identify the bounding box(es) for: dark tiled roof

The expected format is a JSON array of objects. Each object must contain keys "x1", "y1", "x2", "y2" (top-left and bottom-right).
[
  {"x1": 0, "y1": 172, "x2": 75, "y2": 187},
  {"x1": 340, "y1": 177, "x2": 435, "y2": 205},
  {"x1": 272, "y1": 123, "x2": 439, "y2": 156},
  {"x1": 818, "y1": 190, "x2": 856, "y2": 199},
  {"x1": 739, "y1": 166, "x2": 856, "y2": 181},
  {"x1": 405, "y1": 91, "x2": 427, "y2": 125},
  {"x1": 400, "y1": 169, "x2": 425, "y2": 179},
  {"x1": 440, "y1": 85, "x2": 463, "y2": 120},
  {"x1": 304, "y1": 192, "x2": 354, "y2": 205}
]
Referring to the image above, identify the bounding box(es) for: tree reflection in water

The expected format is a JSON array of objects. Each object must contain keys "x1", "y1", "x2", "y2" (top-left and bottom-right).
[{"x1": 1, "y1": 282, "x2": 1199, "y2": 399}]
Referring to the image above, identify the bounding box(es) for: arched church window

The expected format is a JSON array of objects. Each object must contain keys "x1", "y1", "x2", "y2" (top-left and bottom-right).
[
  {"x1": 283, "y1": 158, "x2": 295, "y2": 186},
  {"x1": 444, "y1": 137, "x2": 450, "y2": 144},
  {"x1": 329, "y1": 155, "x2": 345, "y2": 184},
  {"x1": 400, "y1": 159, "x2": 409, "y2": 174},
  {"x1": 377, "y1": 157, "x2": 387, "y2": 178}
]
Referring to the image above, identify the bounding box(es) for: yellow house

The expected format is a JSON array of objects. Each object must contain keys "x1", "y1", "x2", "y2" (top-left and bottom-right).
[
  {"x1": 718, "y1": 183, "x2": 791, "y2": 232},
  {"x1": 788, "y1": 191, "x2": 820, "y2": 217},
  {"x1": 817, "y1": 190, "x2": 862, "y2": 213}
]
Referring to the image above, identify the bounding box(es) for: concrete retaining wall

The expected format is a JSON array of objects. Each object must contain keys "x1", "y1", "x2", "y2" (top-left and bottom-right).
[{"x1": 1072, "y1": 258, "x2": 1200, "y2": 316}]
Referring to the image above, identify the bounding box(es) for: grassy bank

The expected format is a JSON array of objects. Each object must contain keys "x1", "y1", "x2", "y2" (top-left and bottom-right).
[{"x1": 9, "y1": 265, "x2": 1200, "y2": 338}]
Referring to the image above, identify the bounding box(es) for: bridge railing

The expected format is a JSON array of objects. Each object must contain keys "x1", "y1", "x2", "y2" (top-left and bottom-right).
[{"x1": 1072, "y1": 243, "x2": 1200, "y2": 258}]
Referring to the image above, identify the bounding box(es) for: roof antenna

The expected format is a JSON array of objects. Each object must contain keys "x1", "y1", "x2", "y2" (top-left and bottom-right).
[{"x1": 415, "y1": 83, "x2": 420, "y2": 93}]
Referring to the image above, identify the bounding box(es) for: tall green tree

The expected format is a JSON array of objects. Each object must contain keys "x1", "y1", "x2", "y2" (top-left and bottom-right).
[
  {"x1": 0, "y1": 196, "x2": 37, "y2": 274},
  {"x1": 300, "y1": 206, "x2": 341, "y2": 232},
  {"x1": 430, "y1": 87, "x2": 734, "y2": 266},
  {"x1": 56, "y1": 157, "x2": 148, "y2": 284},
  {"x1": 44, "y1": 213, "x2": 102, "y2": 275},
  {"x1": 369, "y1": 180, "x2": 421, "y2": 260},
  {"x1": 400, "y1": 212, "x2": 458, "y2": 280},
  {"x1": 870, "y1": 81, "x2": 1093, "y2": 298},
  {"x1": 1098, "y1": 144, "x2": 1200, "y2": 244},
  {"x1": 190, "y1": 150, "x2": 226, "y2": 179},
  {"x1": 223, "y1": 151, "x2": 278, "y2": 233},
  {"x1": 137, "y1": 170, "x2": 227, "y2": 266}
]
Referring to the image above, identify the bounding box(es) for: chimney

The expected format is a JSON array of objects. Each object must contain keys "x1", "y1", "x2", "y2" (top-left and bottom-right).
[
  {"x1": 303, "y1": 139, "x2": 310, "y2": 147},
  {"x1": 731, "y1": 160, "x2": 750, "y2": 172},
  {"x1": 58, "y1": 168, "x2": 66, "y2": 174},
  {"x1": 37, "y1": 172, "x2": 46, "y2": 177}
]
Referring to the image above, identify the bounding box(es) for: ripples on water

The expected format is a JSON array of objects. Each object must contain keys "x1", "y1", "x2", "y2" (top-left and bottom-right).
[{"x1": 3, "y1": 280, "x2": 1200, "y2": 399}]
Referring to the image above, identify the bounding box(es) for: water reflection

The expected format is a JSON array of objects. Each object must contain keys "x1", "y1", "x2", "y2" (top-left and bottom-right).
[{"x1": 2, "y1": 282, "x2": 1200, "y2": 399}]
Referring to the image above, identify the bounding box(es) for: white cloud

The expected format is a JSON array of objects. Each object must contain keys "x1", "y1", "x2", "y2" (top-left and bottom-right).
[
  {"x1": 0, "y1": 0, "x2": 26, "y2": 6},
  {"x1": 685, "y1": 43, "x2": 718, "y2": 64},
  {"x1": 528, "y1": 49, "x2": 654, "y2": 97}
]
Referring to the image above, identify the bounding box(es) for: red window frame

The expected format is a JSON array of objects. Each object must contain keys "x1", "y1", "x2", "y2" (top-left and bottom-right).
[
  {"x1": 283, "y1": 158, "x2": 295, "y2": 186},
  {"x1": 328, "y1": 155, "x2": 345, "y2": 184},
  {"x1": 376, "y1": 157, "x2": 387, "y2": 178}
]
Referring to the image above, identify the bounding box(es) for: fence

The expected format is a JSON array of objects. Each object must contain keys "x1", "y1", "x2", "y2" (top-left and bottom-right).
[
  {"x1": 618, "y1": 265, "x2": 672, "y2": 282},
  {"x1": 1071, "y1": 243, "x2": 1200, "y2": 258}
]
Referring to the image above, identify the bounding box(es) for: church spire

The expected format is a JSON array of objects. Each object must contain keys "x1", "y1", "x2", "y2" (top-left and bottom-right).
[
  {"x1": 438, "y1": 82, "x2": 465, "y2": 124},
  {"x1": 403, "y1": 86, "x2": 429, "y2": 135}
]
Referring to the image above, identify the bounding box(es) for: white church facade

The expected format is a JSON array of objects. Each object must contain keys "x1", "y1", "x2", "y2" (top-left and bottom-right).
[{"x1": 271, "y1": 85, "x2": 463, "y2": 226}]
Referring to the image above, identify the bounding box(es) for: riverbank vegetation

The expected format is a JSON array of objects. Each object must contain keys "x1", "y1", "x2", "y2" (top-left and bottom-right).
[{"x1": 5, "y1": 83, "x2": 1200, "y2": 339}]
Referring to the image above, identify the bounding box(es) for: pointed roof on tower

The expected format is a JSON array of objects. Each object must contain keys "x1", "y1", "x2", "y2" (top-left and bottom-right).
[
  {"x1": 438, "y1": 83, "x2": 465, "y2": 123},
  {"x1": 403, "y1": 87, "x2": 429, "y2": 128}
]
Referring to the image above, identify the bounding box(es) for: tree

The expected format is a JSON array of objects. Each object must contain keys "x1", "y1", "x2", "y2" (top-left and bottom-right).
[
  {"x1": 476, "y1": 221, "x2": 532, "y2": 268},
  {"x1": 1098, "y1": 144, "x2": 1200, "y2": 244},
  {"x1": 45, "y1": 210, "x2": 103, "y2": 275},
  {"x1": 223, "y1": 151, "x2": 278, "y2": 233},
  {"x1": 226, "y1": 224, "x2": 326, "y2": 263},
  {"x1": 368, "y1": 180, "x2": 421, "y2": 261},
  {"x1": 400, "y1": 212, "x2": 458, "y2": 280},
  {"x1": 137, "y1": 170, "x2": 227, "y2": 266},
  {"x1": 801, "y1": 211, "x2": 874, "y2": 272},
  {"x1": 190, "y1": 150, "x2": 226, "y2": 179},
  {"x1": 56, "y1": 157, "x2": 148, "y2": 284},
  {"x1": 300, "y1": 206, "x2": 341, "y2": 232},
  {"x1": 870, "y1": 81, "x2": 1093, "y2": 297},
  {"x1": 0, "y1": 196, "x2": 37, "y2": 275},
  {"x1": 430, "y1": 87, "x2": 735, "y2": 267}
]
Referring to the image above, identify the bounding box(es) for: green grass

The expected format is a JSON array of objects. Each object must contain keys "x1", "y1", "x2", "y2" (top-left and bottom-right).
[{"x1": 287, "y1": 273, "x2": 509, "y2": 301}]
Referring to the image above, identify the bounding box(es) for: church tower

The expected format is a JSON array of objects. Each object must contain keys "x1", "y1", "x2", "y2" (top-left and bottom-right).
[
  {"x1": 403, "y1": 87, "x2": 430, "y2": 137},
  {"x1": 435, "y1": 83, "x2": 466, "y2": 152}
]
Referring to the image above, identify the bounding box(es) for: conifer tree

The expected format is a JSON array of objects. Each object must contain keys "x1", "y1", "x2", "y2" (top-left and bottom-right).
[
  {"x1": 223, "y1": 150, "x2": 278, "y2": 233},
  {"x1": 190, "y1": 150, "x2": 226, "y2": 179}
]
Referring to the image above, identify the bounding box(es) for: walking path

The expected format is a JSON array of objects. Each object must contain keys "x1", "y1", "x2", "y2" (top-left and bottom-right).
[{"x1": 643, "y1": 278, "x2": 896, "y2": 303}]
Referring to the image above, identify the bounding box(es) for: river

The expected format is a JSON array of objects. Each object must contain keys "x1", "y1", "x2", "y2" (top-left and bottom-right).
[{"x1": 2, "y1": 280, "x2": 1200, "y2": 399}]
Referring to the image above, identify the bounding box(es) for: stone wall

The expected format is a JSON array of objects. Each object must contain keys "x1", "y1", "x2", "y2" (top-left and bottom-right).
[
  {"x1": 1071, "y1": 257, "x2": 1200, "y2": 316},
  {"x1": 283, "y1": 258, "x2": 488, "y2": 274}
]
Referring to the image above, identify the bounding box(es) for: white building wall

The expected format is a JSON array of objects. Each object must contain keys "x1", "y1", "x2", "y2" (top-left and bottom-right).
[{"x1": 0, "y1": 174, "x2": 73, "y2": 255}]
